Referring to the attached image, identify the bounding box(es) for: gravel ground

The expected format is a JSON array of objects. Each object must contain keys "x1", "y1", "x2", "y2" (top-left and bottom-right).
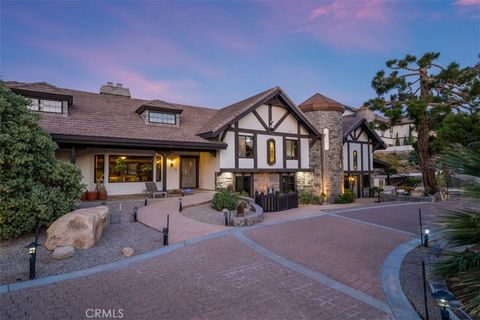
[
  {"x1": 180, "y1": 203, "x2": 225, "y2": 225},
  {"x1": 400, "y1": 245, "x2": 443, "y2": 320},
  {"x1": 0, "y1": 222, "x2": 163, "y2": 285}
]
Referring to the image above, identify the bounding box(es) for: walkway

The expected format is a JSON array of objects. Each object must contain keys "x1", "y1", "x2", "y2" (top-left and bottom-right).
[
  {"x1": 0, "y1": 201, "x2": 452, "y2": 320},
  {"x1": 138, "y1": 191, "x2": 226, "y2": 243}
]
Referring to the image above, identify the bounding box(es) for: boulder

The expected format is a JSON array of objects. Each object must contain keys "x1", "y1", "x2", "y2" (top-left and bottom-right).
[
  {"x1": 121, "y1": 247, "x2": 134, "y2": 257},
  {"x1": 44, "y1": 206, "x2": 109, "y2": 250},
  {"x1": 52, "y1": 246, "x2": 75, "y2": 260}
]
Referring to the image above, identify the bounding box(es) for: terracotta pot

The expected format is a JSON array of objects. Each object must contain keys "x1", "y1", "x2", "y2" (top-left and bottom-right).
[
  {"x1": 86, "y1": 191, "x2": 98, "y2": 201},
  {"x1": 97, "y1": 192, "x2": 107, "y2": 201},
  {"x1": 80, "y1": 192, "x2": 87, "y2": 201}
]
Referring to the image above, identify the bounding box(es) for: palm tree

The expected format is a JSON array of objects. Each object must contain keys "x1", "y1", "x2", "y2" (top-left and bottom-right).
[{"x1": 434, "y1": 146, "x2": 480, "y2": 316}]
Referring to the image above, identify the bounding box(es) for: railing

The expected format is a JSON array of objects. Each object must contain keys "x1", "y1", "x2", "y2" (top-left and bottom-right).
[{"x1": 254, "y1": 191, "x2": 298, "y2": 212}]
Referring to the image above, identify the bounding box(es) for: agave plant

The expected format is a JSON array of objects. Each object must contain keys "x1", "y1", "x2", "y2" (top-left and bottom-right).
[{"x1": 434, "y1": 146, "x2": 480, "y2": 316}]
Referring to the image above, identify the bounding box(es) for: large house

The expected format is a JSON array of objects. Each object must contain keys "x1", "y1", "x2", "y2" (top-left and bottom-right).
[{"x1": 6, "y1": 81, "x2": 385, "y2": 199}]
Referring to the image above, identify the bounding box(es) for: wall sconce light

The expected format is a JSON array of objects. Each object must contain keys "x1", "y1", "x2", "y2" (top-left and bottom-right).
[
  {"x1": 348, "y1": 176, "x2": 354, "y2": 184},
  {"x1": 168, "y1": 158, "x2": 174, "y2": 168}
]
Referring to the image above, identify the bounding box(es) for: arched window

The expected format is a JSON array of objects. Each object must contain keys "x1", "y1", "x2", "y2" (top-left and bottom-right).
[
  {"x1": 323, "y1": 128, "x2": 329, "y2": 151},
  {"x1": 353, "y1": 150, "x2": 358, "y2": 170},
  {"x1": 267, "y1": 138, "x2": 276, "y2": 165}
]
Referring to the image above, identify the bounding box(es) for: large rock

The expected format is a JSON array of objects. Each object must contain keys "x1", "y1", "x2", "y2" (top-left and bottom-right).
[
  {"x1": 121, "y1": 247, "x2": 134, "y2": 257},
  {"x1": 44, "y1": 206, "x2": 108, "y2": 250},
  {"x1": 52, "y1": 246, "x2": 75, "y2": 260}
]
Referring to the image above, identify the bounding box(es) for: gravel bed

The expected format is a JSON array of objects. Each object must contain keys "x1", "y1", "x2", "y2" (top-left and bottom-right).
[
  {"x1": 0, "y1": 222, "x2": 163, "y2": 285},
  {"x1": 400, "y1": 245, "x2": 443, "y2": 320},
  {"x1": 181, "y1": 203, "x2": 225, "y2": 225}
]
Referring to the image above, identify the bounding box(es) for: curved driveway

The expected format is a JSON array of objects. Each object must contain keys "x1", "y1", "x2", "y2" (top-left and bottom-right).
[{"x1": 1, "y1": 201, "x2": 446, "y2": 320}]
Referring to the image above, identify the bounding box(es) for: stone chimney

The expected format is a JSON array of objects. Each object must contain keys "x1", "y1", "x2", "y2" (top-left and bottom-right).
[
  {"x1": 100, "y1": 82, "x2": 131, "y2": 98},
  {"x1": 357, "y1": 104, "x2": 375, "y2": 123},
  {"x1": 299, "y1": 93, "x2": 344, "y2": 202}
]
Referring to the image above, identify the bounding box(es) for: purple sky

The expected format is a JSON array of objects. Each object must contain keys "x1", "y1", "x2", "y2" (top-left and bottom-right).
[{"x1": 1, "y1": 0, "x2": 479, "y2": 108}]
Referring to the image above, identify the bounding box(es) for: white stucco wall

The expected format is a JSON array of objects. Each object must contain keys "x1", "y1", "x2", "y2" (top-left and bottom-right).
[
  {"x1": 220, "y1": 131, "x2": 235, "y2": 169},
  {"x1": 238, "y1": 111, "x2": 264, "y2": 130},
  {"x1": 199, "y1": 151, "x2": 219, "y2": 190},
  {"x1": 275, "y1": 114, "x2": 297, "y2": 134},
  {"x1": 256, "y1": 134, "x2": 283, "y2": 169}
]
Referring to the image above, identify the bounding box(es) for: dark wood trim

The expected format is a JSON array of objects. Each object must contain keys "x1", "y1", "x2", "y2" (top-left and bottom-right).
[
  {"x1": 51, "y1": 134, "x2": 227, "y2": 150},
  {"x1": 220, "y1": 130, "x2": 228, "y2": 142},
  {"x1": 220, "y1": 168, "x2": 313, "y2": 173},
  {"x1": 234, "y1": 122, "x2": 239, "y2": 169},
  {"x1": 298, "y1": 139, "x2": 302, "y2": 169},
  {"x1": 179, "y1": 155, "x2": 199, "y2": 189},
  {"x1": 268, "y1": 104, "x2": 272, "y2": 129},
  {"x1": 345, "y1": 140, "x2": 374, "y2": 145},
  {"x1": 283, "y1": 136, "x2": 287, "y2": 169},
  {"x1": 368, "y1": 143, "x2": 371, "y2": 172},
  {"x1": 272, "y1": 110, "x2": 289, "y2": 131},
  {"x1": 253, "y1": 133, "x2": 258, "y2": 169},
  {"x1": 135, "y1": 105, "x2": 183, "y2": 115},
  {"x1": 227, "y1": 128, "x2": 313, "y2": 139},
  {"x1": 252, "y1": 109, "x2": 269, "y2": 131},
  {"x1": 360, "y1": 143, "x2": 364, "y2": 197}
]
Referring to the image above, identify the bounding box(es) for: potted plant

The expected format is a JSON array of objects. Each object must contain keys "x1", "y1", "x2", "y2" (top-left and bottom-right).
[
  {"x1": 115, "y1": 157, "x2": 127, "y2": 182},
  {"x1": 86, "y1": 190, "x2": 98, "y2": 201},
  {"x1": 96, "y1": 177, "x2": 107, "y2": 200},
  {"x1": 80, "y1": 187, "x2": 87, "y2": 201},
  {"x1": 139, "y1": 163, "x2": 152, "y2": 181}
]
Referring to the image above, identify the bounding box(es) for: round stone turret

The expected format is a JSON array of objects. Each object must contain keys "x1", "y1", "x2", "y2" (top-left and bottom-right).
[{"x1": 299, "y1": 93, "x2": 344, "y2": 202}]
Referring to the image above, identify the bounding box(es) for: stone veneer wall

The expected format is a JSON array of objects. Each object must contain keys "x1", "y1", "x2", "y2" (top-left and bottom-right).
[
  {"x1": 296, "y1": 172, "x2": 314, "y2": 192},
  {"x1": 303, "y1": 111, "x2": 343, "y2": 201},
  {"x1": 215, "y1": 172, "x2": 234, "y2": 190},
  {"x1": 253, "y1": 173, "x2": 280, "y2": 193}
]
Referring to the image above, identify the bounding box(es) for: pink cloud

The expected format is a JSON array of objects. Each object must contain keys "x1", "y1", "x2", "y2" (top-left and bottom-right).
[
  {"x1": 264, "y1": 0, "x2": 401, "y2": 50},
  {"x1": 456, "y1": 0, "x2": 480, "y2": 5}
]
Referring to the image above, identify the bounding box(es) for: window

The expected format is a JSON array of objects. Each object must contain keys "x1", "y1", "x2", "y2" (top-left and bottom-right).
[
  {"x1": 108, "y1": 155, "x2": 153, "y2": 183},
  {"x1": 286, "y1": 139, "x2": 298, "y2": 160},
  {"x1": 353, "y1": 150, "x2": 358, "y2": 170},
  {"x1": 281, "y1": 173, "x2": 296, "y2": 193},
  {"x1": 155, "y1": 156, "x2": 162, "y2": 181},
  {"x1": 267, "y1": 138, "x2": 276, "y2": 165},
  {"x1": 235, "y1": 174, "x2": 252, "y2": 196},
  {"x1": 94, "y1": 155, "x2": 105, "y2": 183},
  {"x1": 238, "y1": 135, "x2": 254, "y2": 158},
  {"x1": 323, "y1": 128, "x2": 330, "y2": 151},
  {"x1": 28, "y1": 98, "x2": 62, "y2": 113},
  {"x1": 149, "y1": 112, "x2": 176, "y2": 124}
]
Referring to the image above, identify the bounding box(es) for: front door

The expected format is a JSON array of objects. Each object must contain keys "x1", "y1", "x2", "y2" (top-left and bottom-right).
[{"x1": 180, "y1": 157, "x2": 198, "y2": 188}]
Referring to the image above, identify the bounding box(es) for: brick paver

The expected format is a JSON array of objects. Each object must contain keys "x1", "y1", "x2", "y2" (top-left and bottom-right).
[
  {"x1": 245, "y1": 214, "x2": 413, "y2": 302},
  {"x1": 1, "y1": 236, "x2": 390, "y2": 320}
]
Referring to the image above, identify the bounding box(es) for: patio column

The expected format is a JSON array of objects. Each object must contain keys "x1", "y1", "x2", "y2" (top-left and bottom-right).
[
  {"x1": 160, "y1": 151, "x2": 169, "y2": 192},
  {"x1": 70, "y1": 146, "x2": 76, "y2": 164}
]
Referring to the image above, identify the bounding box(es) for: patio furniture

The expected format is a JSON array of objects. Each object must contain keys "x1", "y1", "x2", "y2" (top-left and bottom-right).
[{"x1": 144, "y1": 182, "x2": 167, "y2": 199}]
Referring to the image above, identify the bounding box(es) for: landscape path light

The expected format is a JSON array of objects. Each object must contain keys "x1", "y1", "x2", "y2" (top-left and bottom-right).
[{"x1": 424, "y1": 228, "x2": 430, "y2": 247}]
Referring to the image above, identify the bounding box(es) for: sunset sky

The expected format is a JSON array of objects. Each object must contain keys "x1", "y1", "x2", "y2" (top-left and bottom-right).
[{"x1": 1, "y1": 0, "x2": 479, "y2": 108}]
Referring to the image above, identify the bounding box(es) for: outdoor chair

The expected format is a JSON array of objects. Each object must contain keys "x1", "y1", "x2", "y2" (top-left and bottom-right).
[{"x1": 144, "y1": 182, "x2": 167, "y2": 199}]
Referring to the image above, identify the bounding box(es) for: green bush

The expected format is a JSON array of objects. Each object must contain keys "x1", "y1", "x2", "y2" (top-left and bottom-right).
[
  {"x1": 0, "y1": 84, "x2": 84, "y2": 239},
  {"x1": 334, "y1": 189, "x2": 356, "y2": 204},
  {"x1": 369, "y1": 186, "x2": 383, "y2": 197},
  {"x1": 212, "y1": 189, "x2": 238, "y2": 211},
  {"x1": 299, "y1": 190, "x2": 322, "y2": 205}
]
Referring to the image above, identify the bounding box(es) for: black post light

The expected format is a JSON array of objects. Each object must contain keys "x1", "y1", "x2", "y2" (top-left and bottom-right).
[
  {"x1": 179, "y1": 197, "x2": 182, "y2": 212},
  {"x1": 163, "y1": 214, "x2": 169, "y2": 246},
  {"x1": 224, "y1": 210, "x2": 229, "y2": 226},
  {"x1": 421, "y1": 260, "x2": 430, "y2": 320},
  {"x1": 133, "y1": 207, "x2": 138, "y2": 222},
  {"x1": 144, "y1": 196, "x2": 148, "y2": 206},
  {"x1": 433, "y1": 290, "x2": 454, "y2": 320},
  {"x1": 419, "y1": 208, "x2": 424, "y2": 246},
  {"x1": 424, "y1": 228, "x2": 430, "y2": 248},
  {"x1": 26, "y1": 224, "x2": 40, "y2": 280}
]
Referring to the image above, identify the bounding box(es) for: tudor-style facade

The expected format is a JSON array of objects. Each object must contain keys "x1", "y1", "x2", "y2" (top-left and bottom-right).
[
  {"x1": 342, "y1": 115, "x2": 386, "y2": 197},
  {"x1": 5, "y1": 81, "x2": 384, "y2": 200}
]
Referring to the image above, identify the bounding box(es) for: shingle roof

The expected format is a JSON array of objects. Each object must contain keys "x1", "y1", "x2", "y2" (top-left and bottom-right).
[
  {"x1": 5, "y1": 81, "x2": 224, "y2": 149},
  {"x1": 197, "y1": 86, "x2": 280, "y2": 135},
  {"x1": 299, "y1": 93, "x2": 346, "y2": 113}
]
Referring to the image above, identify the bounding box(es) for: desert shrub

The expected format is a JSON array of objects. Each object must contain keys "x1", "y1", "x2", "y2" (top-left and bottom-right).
[
  {"x1": 0, "y1": 84, "x2": 84, "y2": 239},
  {"x1": 370, "y1": 186, "x2": 384, "y2": 197},
  {"x1": 334, "y1": 189, "x2": 356, "y2": 204},
  {"x1": 212, "y1": 189, "x2": 238, "y2": 211},
  {"x1": 299, "y1": 190, "x2": 322, "y2": 205}
]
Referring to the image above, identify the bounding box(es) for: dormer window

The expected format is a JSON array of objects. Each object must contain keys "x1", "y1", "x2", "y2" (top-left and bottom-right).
[
  {"x1": 149, "y1": 112, "x2": 176, "y2": 125},
  {"x1": 28, "y1": 98, "x2": 62, "y2": 114}
]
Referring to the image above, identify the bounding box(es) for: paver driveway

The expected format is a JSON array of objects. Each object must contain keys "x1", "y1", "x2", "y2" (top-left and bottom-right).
[{"x1": 1, "y1": 201, "x2": 450, "y2": 320}]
